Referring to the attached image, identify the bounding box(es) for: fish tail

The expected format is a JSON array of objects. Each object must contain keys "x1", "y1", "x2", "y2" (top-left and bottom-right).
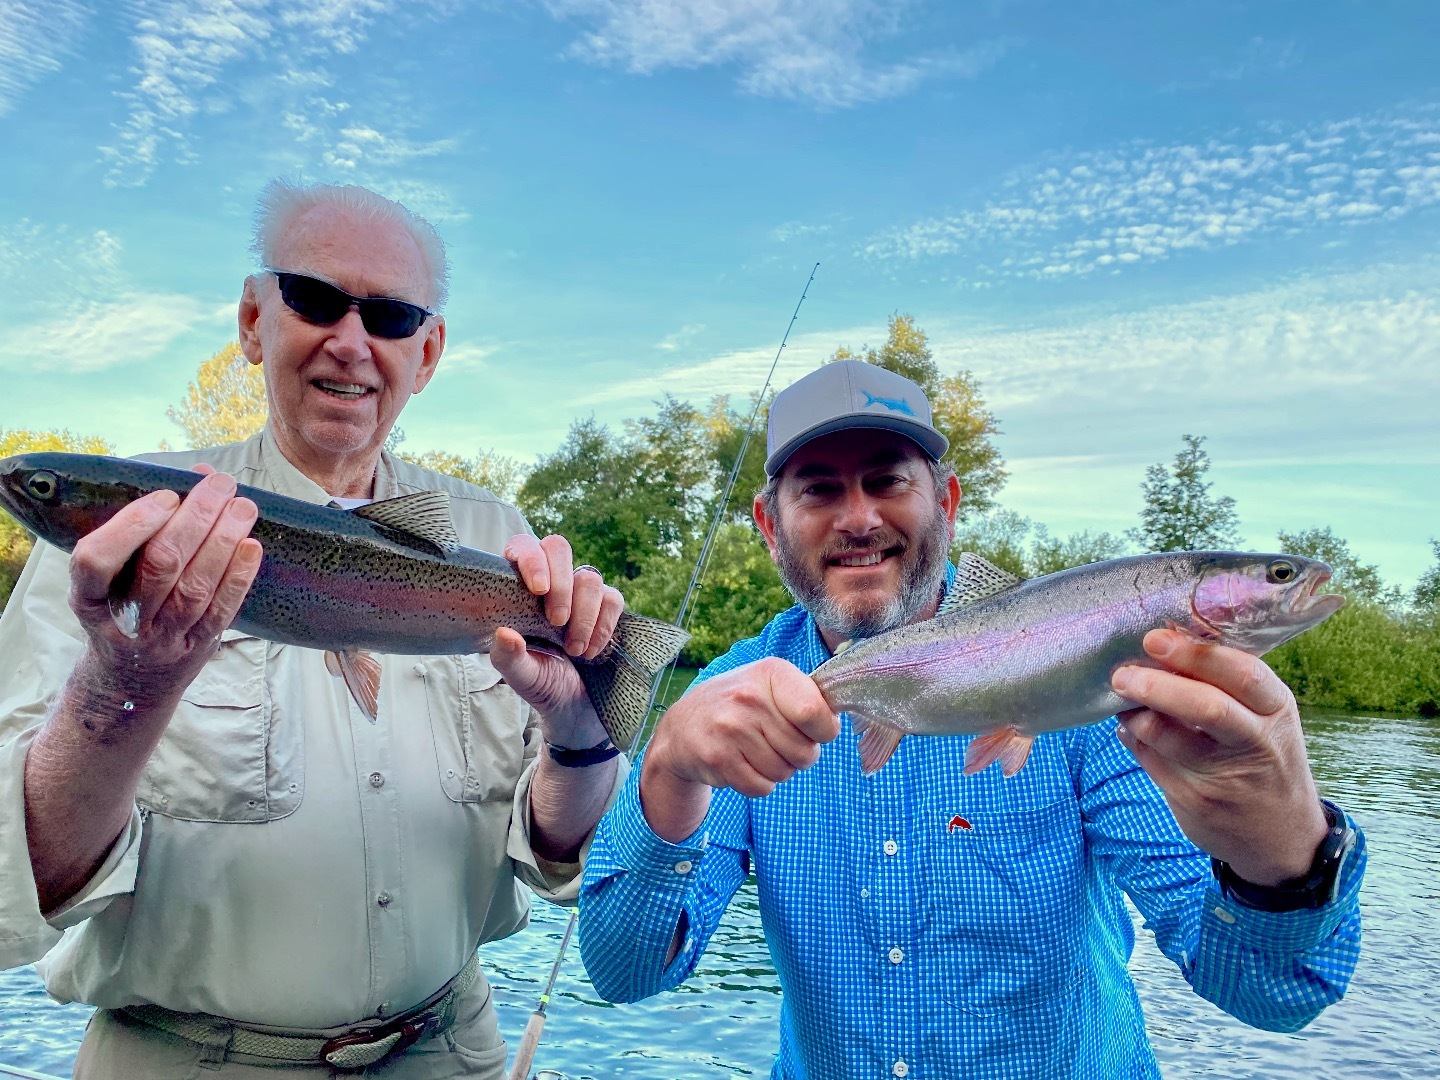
[{"x1": 576, "y1": 612, "x2": 690, "y2": 751}]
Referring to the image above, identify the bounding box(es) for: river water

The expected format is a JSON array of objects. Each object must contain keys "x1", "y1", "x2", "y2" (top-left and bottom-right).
[{"x1": 2, "y1": 710, "x2": 1436, "y2": 1078}]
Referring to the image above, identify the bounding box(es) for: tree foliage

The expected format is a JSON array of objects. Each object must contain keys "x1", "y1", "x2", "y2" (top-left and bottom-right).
[
  {"x1": 1276, "y1": 526, "x2": 1402, "y2": 606},
  {"x1": 168, "y1": 341, "x2": 267, "y2": 448},
  {"x1": 1128, "y1": 434, "x2": 1242, "y2": 552},
  {"x1": 1415, "y1": 539, "x2": 1440, "y2": 609},
  {"x1": 831, "y1": 313, "x2": 1007, "y2": 517},
  {"x1": 953, "y1": 509, "x2": 1128, "y2": 579},
  {"x1": 0, "y1": 428, "x2": 116, "y2": 608}
]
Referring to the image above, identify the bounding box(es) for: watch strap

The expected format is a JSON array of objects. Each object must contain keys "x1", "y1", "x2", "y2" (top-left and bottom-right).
[
  {"x1": 1212, "y1": 799, "x2": 1355, "y2": 913},
  {"x1": 546, "y1": 738, "x2": 621, "y2": 768}
]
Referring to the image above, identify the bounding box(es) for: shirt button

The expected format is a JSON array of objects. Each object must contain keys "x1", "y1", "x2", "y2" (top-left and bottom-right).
[
  {"x1": 883, "y1": 840, "x2": 898, "y2": 856},
  {"x1": 1213, "y1": 906, "x2": 1237, "y2": 925},
  {"x1": 674, "y1": 860, "x2": 693, "y2": 875},
  {"x1": 377, "y1": 892, "x2": 392, "y2": 908},
  {"x1": 369, "y1": 772, "x2": 385, "y2": 788},
  {"x1": 893, "y1": 1060, "x2": 909, "y2": 1077},
  {"x1": 860, "y1": 888, "x2": 870, "y2": 899},
  {"x1": 888, "y1": 946, "x2": 904, "y2": 965},
  {"x1": 412, "y1": 663, "x2": 427, "y2": 677}
]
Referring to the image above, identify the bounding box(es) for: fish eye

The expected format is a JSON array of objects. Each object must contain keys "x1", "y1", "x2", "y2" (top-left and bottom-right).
[
  {"x1": 1267, "y1": 559, "x2": 1297, "y2": 584},
  {"x1": 25, "y1": 471, "x2": 58, "y2": 501}
]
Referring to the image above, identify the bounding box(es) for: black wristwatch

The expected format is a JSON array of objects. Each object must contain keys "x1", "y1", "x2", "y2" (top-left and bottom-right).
[
  {"x1": 1211, "y1": 799, "x2": 1356, "y2": 913},
  {"x1": 546, "y1": 738, "x2": 621, "y2": 768}
]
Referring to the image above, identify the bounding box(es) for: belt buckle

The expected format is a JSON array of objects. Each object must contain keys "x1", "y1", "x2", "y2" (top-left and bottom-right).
[{"x1": 321, "y1": 1012, "x2": 439, "y2": 1071}]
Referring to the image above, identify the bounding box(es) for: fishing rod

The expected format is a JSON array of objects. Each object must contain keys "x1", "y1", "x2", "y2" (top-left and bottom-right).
[{"x1": 505, "y1": 263, "x2": 819, "y2": 1080}]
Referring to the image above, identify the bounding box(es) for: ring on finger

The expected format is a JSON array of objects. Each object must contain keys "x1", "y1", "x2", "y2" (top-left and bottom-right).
[{"x1": 574, "y1": 564, "x2": 602, "y2": 578}]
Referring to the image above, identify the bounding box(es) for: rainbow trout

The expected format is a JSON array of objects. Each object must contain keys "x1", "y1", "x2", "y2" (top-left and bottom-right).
[
  {"x1": 0, "y1": 452, "x2": 689, "y2": 746},
  {"x1": 812, "y1": 550, "x2": 1344, "y2": 777}
]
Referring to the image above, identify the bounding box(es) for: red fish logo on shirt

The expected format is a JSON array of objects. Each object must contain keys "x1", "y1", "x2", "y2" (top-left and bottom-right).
[{"x1": 947, "y1": 815, "x2": 972, "y2": 833}]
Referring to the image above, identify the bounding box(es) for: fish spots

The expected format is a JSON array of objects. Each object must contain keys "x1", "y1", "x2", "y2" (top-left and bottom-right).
[{"x1": 947, "y1": 815, "x2": 972, "y2": 833}]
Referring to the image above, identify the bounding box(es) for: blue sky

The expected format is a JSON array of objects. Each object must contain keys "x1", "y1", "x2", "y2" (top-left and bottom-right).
[{"x1": 1, "y1": 0, "x2": 1436, "y2": 588}]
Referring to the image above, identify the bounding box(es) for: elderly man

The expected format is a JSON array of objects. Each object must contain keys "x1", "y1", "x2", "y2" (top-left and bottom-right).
[
  {"x1": 578, "y1": 360, "x2": 1366, "y2": 1079},
  {"x1": 0, "y1": 181, "x2": 628, "y2": 1077}
]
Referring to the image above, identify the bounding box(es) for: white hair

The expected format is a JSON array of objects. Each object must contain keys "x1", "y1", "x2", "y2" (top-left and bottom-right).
[{"x1": 250, "y1": 179, "x2": 451, "y2": 310}]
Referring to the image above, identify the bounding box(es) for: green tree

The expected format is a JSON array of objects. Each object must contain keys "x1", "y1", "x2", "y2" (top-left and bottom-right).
[
  {"x1": 953, "y1": 509, "x2": 1129, "y2": 579},
  {"x1": 830, "y1": 313, "x2": 1007, "y2": 517},
  {"x1": 0, "y1": 428, "x2": 116, "y2": 609},
  {"x1": 1415, "y1": 539, "x2": 1440, "y2": 609},
  {"x1": 1275, "y1": 527, "x2": 1401, "y2": 606},
  {"x1": 518, "y1": 412, "x2": 701, "y2": 583},
  {"x1": 1127, "y1": 434, "x2": 1242, "y2": 552},
  {"x1": 1028, "y1": 526, "x2": 1129, "y2": 576},
  {"x1": 168, "y1": 342, "x2": 268, "y2": 448}
]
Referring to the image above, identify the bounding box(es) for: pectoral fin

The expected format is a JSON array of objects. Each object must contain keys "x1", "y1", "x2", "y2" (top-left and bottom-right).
[
  {"x1": 326, "y1": 649, "x2": 382, "y2": 722},
  {"x1": 963, "y1": 727, "x2": 1035, "y2": 777}
]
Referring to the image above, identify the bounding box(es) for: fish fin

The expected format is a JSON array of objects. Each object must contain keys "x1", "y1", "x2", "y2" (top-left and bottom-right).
[
  {"x1": 574, "y1": 613, "x2": 690, "y2": 751},
  {"x1": 963, "y1": 727, "x2": 1035, "y2": 777},
  {"x1": 853, "y1": 715, "x2": 906, "y2": 775},
  {"x1": 350, "y1": 491, "x2": 461, "y2": 556},
  {"x1": 328, "y1": 648, "x2": 382, "y2": 722},
  {"x1": 939, "y1": 553, "x2": 1024, "y2": 615},
  {"x1": 109, "y1": 596, "x2": 141, "y2": 639}
]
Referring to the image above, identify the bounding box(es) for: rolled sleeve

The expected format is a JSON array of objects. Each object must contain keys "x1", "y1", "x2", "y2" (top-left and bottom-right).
[
  {"x1": 0, "y1": 726, "x2": 143, "y2": 968},
  {"x1": 508, "y1": 752, "x2": 631, "y2": 904},
  {"x1": 1191, "y1": 822, "x2": 1367, "y2": 1031}
]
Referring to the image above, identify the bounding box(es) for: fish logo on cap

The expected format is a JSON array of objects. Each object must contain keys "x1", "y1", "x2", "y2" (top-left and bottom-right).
[{"x1": 861, "y1": 390, "x2": 916, "y2": 416}]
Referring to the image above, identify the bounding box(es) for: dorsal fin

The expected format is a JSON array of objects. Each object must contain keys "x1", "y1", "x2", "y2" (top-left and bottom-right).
[
  {"x1": 938, "y1": 551, "x2": 1024, "y2": 615},
  {"x1": 351, "y1": 491, "x2": 460, "y2": 556}
]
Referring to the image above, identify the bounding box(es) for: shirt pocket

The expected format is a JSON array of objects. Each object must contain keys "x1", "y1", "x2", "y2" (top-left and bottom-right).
[
  {"x1": 424, "y1": 652, "x2": 530, "y2": 804},
  {"x1": 921, "y1": 798, "x2": 1085, "y2": 1016},
  {"x1": 137, "y1": 629, "x2": 304, "y2": 823}
]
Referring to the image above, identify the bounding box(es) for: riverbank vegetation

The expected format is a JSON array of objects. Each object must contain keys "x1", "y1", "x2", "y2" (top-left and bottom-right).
[{"x1": 2, "y1": 316, "x2": 1435, "y2": 716}]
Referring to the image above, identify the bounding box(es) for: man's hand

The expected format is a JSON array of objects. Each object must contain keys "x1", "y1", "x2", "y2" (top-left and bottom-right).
[
  {"x1": 26, "y1": 465, "x2": 262, "y2": 913},
  {"x1": 67, "y1": 467, "x2": 262, "y2": 708},
  {"x1": 494, "y1": 534, "x2": 624, "y2": 746},
  {"x1": 640, "y1": 658, "x2": 840, "y2": 842},
  {"x1": 1112, "y1": 628, "x2": 1328, "y2": 887}
]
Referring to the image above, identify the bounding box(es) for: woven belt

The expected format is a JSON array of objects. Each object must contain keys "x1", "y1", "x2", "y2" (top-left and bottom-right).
[{"x1": 121, "y1": 952, "x2": 480, "y2": 1071}]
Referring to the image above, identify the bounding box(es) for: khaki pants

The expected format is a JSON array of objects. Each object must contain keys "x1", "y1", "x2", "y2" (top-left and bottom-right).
[{"x1": 71, "y1": 979, "x2": 508, "y2": 1080}]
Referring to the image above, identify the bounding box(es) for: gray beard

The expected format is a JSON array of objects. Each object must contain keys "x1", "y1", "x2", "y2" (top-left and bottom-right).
[{"x1": 773, "y1": 507, "x2": 951, "y2": 641}]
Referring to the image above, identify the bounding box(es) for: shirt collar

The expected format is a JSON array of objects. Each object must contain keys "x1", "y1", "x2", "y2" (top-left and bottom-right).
[{"x1": 256, "y1": 425, "x2": 403, "y2": 504}]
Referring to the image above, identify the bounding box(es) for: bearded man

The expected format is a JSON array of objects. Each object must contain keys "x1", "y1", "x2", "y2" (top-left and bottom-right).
[
  {"x1": 576, "y1": 360, "x2": 1365, "y2": 1079},
  {"x1": 0, "y1": 180, "x2": 630, "y2": 1078}
]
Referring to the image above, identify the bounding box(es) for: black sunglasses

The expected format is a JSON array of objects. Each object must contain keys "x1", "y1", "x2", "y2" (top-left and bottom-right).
[{"x1": 268, "y1": 270, "x2": 434, "y2": 339}]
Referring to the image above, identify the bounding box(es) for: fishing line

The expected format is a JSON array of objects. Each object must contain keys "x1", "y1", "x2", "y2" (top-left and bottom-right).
[
  {"x1": 655, "y1": 261, "x2": 820, "y2": 712},
  {"x1": 506, "y1": 263, "x2": 819, "y2": 1080}
]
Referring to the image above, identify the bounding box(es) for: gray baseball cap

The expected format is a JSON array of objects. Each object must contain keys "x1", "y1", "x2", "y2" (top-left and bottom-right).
[{"x1": 765, "y1": 360, "x2": 949, "y2": 477}]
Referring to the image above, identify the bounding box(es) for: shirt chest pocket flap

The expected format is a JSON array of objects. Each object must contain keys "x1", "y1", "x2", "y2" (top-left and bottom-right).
[
  {"x1": 138, "y1": 629, "x2": 303, "y2": 823},
  {"x1": 425, "y1": 652, "x2": 529, "y2": 804}
]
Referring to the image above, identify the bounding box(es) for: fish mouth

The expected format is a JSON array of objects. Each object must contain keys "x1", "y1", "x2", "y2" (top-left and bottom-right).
[{"x1": 1291, "y1": 569, "x2": 1344, "y2": 616}]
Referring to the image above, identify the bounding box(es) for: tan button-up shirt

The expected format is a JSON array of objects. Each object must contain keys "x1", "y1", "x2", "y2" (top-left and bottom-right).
[{"x1": 0, "y1": 430, "x2": 624, "y2": 1030}]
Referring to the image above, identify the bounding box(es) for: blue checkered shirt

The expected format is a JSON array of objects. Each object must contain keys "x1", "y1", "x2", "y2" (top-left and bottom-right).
[{"x1": 579, "y1": 600, "x2": 1366, "y2": 1080}]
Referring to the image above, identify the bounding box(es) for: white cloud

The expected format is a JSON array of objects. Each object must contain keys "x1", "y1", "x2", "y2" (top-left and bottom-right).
[
  {"x1": 97, "y1": 0, "x2": 455, "y2": 186},
  {"x1": 542, "y1": 0, "x2": 1006, "y2": 108},
  {"x1": 0, "y1": 221, "x2": 127, "y2": 302},
  {"x1": 0, "y1": 0, "x2": 90, "y2": 117},
  {"x1": 865, "y1": 108, "x2": 1440, "y2": 279},
  {"x1": 655, "y1": 323, "x2": 705, "y2": 351},
  {"x1": 438, "y1": 341, "x2": 497, "y2": 371},
  {"x1": 0, "y1": 293, "x2": 221, "y2": 373}
]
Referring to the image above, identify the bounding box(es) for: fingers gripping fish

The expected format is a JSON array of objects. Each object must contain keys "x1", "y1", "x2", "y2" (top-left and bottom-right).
[
  {"x1": 0, "y1": 453, "x2": 689, "y2": 749},
  {"x1": 811, "y1": 550, "x2": 1344, "y2": 778}
]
